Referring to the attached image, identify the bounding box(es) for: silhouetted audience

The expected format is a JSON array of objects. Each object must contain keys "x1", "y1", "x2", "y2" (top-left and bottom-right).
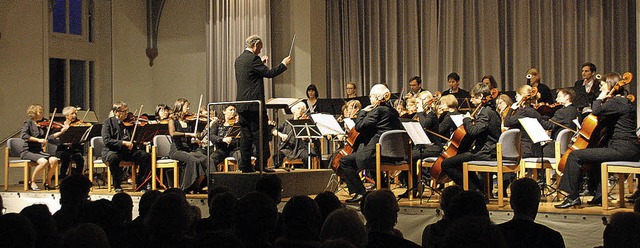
[
  {"x1": 275, "y1": 195, "x2": 322, "y2": 248},
  {"x1": 196, "y1": 229, "x2": 244, "y2": 248},
  {"x1": 235, "y1": 192, "x2": 278, "y2": 248},
  {"x1": 256, "y1": 174, "x2": 283, "y2": 204},
  {"x1": 321, "y1": 239, "x2": 358, "y2": 248},
  {"x1": 78, "y1": 199, "x2": 122, "y2": 247},
  {"x1": 144, "y1": 192, "x2": 195, "y2": 248},
  {"x1": 602, "y1": 212, "x2": 640, "y2": 248},
  {"x1": 635, "y1": 199, "x2": 640, "y2": 213},
  {"x1": 20, "y1": 204, "x2": 60, "y2": 248},
  {"x1": 0, "y1": 213, "x2": 37, "y2": 248},
  {"x1": 61, "y1": 223, "x2": 110, "y2": 248},
  {"x1": 197, "y1": 189, "x2": 237, "y2": 235},
  {"x1": 314, "y1": 191, "x2": 343, "y2": 223},
  {"x1": 320, "y1": 208, "x2": 367, "y2": 248},
  {"x1": 498, "y1": 178, "x2": 565, "y2": 248},
  {"x1": 124, "y1": 189, "x2": 161, "y2": 247},
  {"x1": 443, "y1": 216, "x2": 507, "y2": 248},
  {"x1": 52, "y1": 175, "x2": 92, "y2": 232},
  {"x1": 446, "y1": 190, "x2": 490, "y2": 220},
  {"x1": 422, "y1": 185, "x2": 463, "y2": 248},
  {"x1": 112, "y1": 192, "x2": 133, "y2": 224},
  {"x1": 362, "y1": 189, "x2": 420, "y2": 248}
]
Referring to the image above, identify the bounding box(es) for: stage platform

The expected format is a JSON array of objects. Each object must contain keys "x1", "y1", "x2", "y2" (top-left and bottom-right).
[{"x1": 1, "y1": 169, "x2": 636, "y2": 248}]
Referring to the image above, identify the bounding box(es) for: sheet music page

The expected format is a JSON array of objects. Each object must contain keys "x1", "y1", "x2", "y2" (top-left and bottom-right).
[
  {"x1": 402, "y1": 122, "x2": 432, "y2": 145},
  {"x1": 518, "y1": 117, "x2": 552, "y2": 143},
  {"x1": 266, "y1": 98, "x2": 301, "y2": 106},
  {"x1": 311, "y1": 113, "x2": 345, "y2": 136},
  {"x1": 450, "y1": 114, "x2": 464, "y2": 127},
  {"x1": 574, "y1": 118, "x2": 581, "y2": 129},
  {"x1": 344, "y1": 118, "x2": 355, "y2": 130}
]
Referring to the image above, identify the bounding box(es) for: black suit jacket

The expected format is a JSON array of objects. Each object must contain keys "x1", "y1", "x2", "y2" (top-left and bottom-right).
[
  {"x1": 101, "y1": 116, "x2": 130, "y2": 158},
  {"x1": 353, "y1": 102, "x2": 404, "y2": 168},
  {"x1": 463, "y1": 106, "x2": 501, "y2": 155},
  {"x1": 540, "y1": 104, "x2": 580, "y2": 139},
  {"x1": 572, "y1": 79, "x2": 598, "y2": 109},
  {"x1": 536, "y1": 83, "x2": 554, "y2": 104},
  {"x1": 498, "y1": 219, "x2": 565, "y2": 248},
  {"x1": 234, "y1": 50, "x2": 288, "y2": 112}
]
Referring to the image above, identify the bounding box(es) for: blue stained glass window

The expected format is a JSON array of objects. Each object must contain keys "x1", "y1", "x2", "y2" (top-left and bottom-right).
[
  {"x1": 69, "y1": 0, "x2": 82, "y2": 35},
  {"x1": 52, "y1": 0, "x2": 66, "y2": 33}
]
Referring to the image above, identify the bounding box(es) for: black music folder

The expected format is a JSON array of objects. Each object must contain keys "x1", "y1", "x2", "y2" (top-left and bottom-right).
[
  {"x1": 57, "y1": 125, "x2": 92, "y2": 144},
  {"x1": 133, "y1": 123, "x2": 169, "y2": 144}
]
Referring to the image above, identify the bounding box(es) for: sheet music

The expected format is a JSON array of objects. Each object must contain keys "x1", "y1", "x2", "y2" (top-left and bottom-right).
[
  {"x1": 450, "y1": 114, "x2": 464, "y2": 127},
  {"x1": 266, "y1": 98, "x2": 302, "y2": 107},
  {"x1": 311, "y1": 113, "x2": 345, "y2": 136},
  {"x1": 574, "y1": 118, "x2": 581, "y2": 129},
  {"x1": 344, "y1": 118, "x2": 355, "y2": 130},
  {"x1": 518, "y1": 117, "x2": 552, "y2": 143},
  {"x1": 402, "y1": 122, "x2": 432, "y2": 145}
]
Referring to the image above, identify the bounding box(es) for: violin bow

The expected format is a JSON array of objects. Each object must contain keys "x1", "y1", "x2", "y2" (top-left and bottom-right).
[
  {"x1": 80, "y1": 107, "x2": 90, "y2": 122},
  {"x1": 42, "y1": 108, "x2": 58, "y2": 152},
  {"x1": 130, "y1": 105, "x2": 143, "y2": 143},
  {"x1": 193, "y1": 94, "x2": 204, "y2": 136},
  {"x1": 548, "y1": 119, "x2": 577, "y2": 133}
]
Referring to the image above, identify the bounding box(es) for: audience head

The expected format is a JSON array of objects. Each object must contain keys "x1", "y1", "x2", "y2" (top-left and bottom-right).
[
  {"x1": 603, "y1": 212, "x2": 640, "y2": 247},
  {"x1": 444, "y1": 216, "x2": 507, "y2": 248},
  {"x1": 321, "y1": 239, "x2": 358, "y2": 248},
  {"x1": 59, "y1": 175, "x2": 92, "y2": 207},
  {"x1": 144, "y1": 192, "x2": 189, "y2": 243},
  {"x1": 255, "y1": 174, "x2": 283, "y2": 204},
  {"x1": 210, "y1": 191, "x2": 238, "y2": 231},
  {"x1": 78, "y1": 199, "x2": 120, "y2": 235},
  {"x1": 281, "y1": 195, "x2": 322, "y2": 241},
  {"x1": 314, "y1": 191, "x2": 343, "y2": 223},
  {"x1": 235, "y1": 192, "x2": 278, "y2": 245},
  {"x1": 634, "y1": 199, "x2": 640, "y2": 213},
  {"x1": 62, "y1": 223, "x2": 110, "y2": 248},
  {"x1": 510, "y1": 177, "x2": 541, "y2": 218},
  {"x1": 112, "y1": 192, "x2": 133, "y2": 223},
  {"x1": 0, "y1": 213, "x2": 36, "y2": 248},
  {"x1": 362, "y1": 189, "x2": 399, "y2": 232},
  {"x1": 440, "y1": 185, "x2": 463, "y2": 216},
  {"x1": 207, "y1": 185, "x2": 232, "y2": 210},
  {"x1": 447, "y1": 190, "x2": 489, "y2": 220},
  {"x1": 320, "y1": 208, "x2": 367, "y2": 248},
  {"x1": 163, "y1": 188, "x2": 188, "y2": 203},
  {"x1": 196, "y1": 230, "x2": 244, "y2": 248},
  {"x1": 138, "y1": 190, "x2": 162, "y2": 218},
  {"x1": 20, "y1": 204, "x2": 56, "y2": 248}
]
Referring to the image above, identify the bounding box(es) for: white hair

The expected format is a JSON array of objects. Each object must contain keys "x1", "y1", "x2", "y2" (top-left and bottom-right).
[
  {"x1": 245, "y1": 35, "x2": 262, "y2": 49},
  {"x1": 369, "y1": 84, "x2": 390, "y2": 101}
]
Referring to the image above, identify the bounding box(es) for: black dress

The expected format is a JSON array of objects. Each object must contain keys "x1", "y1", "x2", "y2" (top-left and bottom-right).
[
  {"x1": 168, "y1": 119, "x2": 210, "y2": 190},
  {"x1": 20, "y1": 119, "x2": 53, "y2": 162}
]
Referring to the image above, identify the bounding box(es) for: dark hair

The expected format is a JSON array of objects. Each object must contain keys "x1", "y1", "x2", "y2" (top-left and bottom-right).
[
  {"x1": 443, "y1": 216, "x2": 508, "y2": 248},
  {"x1": 470, "y1": 82, "x2": 490, "y2": 98},
  {"x1": 409, "y1": 76, "x2": 422, "y2": 85},
  {"x1": 441, "y1": 185, "x2": 464, "y2": 215},
  {"x1": 362, "y1": 189, "x2": 398, "y2": 231},
  {"x1": 0, "y1": 213, "x2": 36, "y2": 248},
  {"x1": 59, "y1": 175, "x2": 92, "y2": 206},
  {"x1": 307, "y1": 84, "x2": 319, "y2": 98},
  {"x1": 139, "y1": 190, "x2": 162, "y2": 218},
  {"x1": 509, "y1": 178, "x2": 540, "y2": 217},
  {"x1": 603, "y1": 212, "x2": 640, "y2": 247},
  {"x1": 447, "y1": 190, "x2": 489, "y2": 220},
  {"x1": 481, "y1": 75, "x2": 498, "y2": 89},
  {"x1": 112, "y1": 192, "x2": 134, "y2": 223},
  {"x1": 582, "y1": 62, "x2": 597, "y2": 72},
  {"x1": 314, "y1": 191, "x2": 343, "y2": 223},
  {"x1": 447, "y1": 72, "x2": 460, "y2": 82},
  {"x1": 255, "y1": 174, "x2": 283, "y2": 204},
  {"x1": 281, "y1": 195, "x2": 322, "y2": 241},
  {"x1": 155, "y1": 104, "x2": 170, "y2": 117},
  {"x1": 556, "y1": 88, "x2": 575, "y2": 102}
]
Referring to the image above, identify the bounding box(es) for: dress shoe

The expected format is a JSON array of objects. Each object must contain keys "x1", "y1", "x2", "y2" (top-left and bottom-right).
[
  {"x1": 43, "y1": 183, "x2": 52, "y2": 190},
  {"x1": 241, "y1": 167, "x2": 256, "y2": 173},
  {"x1": 587, "y1": 196, "x2": 602, "y2": 206},
  {"x1": 263, "y1": 167, "x2": 276, "y2": 173},
  {"x1": 29, "y1": 181, "x2": 40, "y2": 191},
  {"x1": 554, "y1": 197, "x2": 581, "y2": 209},
  {"x1": 114, "y1": 188, "x2": 123, "y2": 193},
  {"x1": 346, "y1": 193, "x2": 364, "y2": 203},
  {"x1": 625, "y1": 190, "x2": 640, "y2": 201}
]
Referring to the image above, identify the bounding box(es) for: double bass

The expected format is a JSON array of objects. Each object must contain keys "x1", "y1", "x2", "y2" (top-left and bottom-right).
[
  {"x1": 557, "y1": 72, "x2": 633, "y2": 174},
  {"x1": 430, "y1": 93, "x2": 496, "y2": 183}
]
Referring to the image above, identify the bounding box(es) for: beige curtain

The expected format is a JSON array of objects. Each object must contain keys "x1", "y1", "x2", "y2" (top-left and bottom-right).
[
  {"x1": 327, "y1": 0, "x2": 636, "y2": 97},
  {"x1": 208, "y1": 0, "x2": 271, "y2": 102}
]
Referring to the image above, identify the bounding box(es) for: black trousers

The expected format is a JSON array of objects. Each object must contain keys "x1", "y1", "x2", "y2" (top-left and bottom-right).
[
  {"x1": 339, "y1": 143, "x2": 376, "y2": 195},
  {"x1": 559, "y1": 140, "x2": 640, "y2": 199},
  {"x1": 441, "y1": 151, "x2": 491, "y2": 190},
  {"x1": 170, "y1": 148, "x2": 210, "y2": 189},
  {"x1": 238, "y1": 110, "x2": 270, "y2": 171},
  {"x1": 56, "y1": 144, "x2": 84, "y2": 176},
  {"x1": 104, "y1": 149, "x2": 151, "y2": 189}
]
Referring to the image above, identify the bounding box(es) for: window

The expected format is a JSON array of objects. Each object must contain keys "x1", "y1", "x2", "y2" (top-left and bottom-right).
[
  {"x1": 49, "y1": 59, "x2": 94, "y2": 112},
  {"x1": 52, "y1": 0, "x2": 89, "y2": 38}
]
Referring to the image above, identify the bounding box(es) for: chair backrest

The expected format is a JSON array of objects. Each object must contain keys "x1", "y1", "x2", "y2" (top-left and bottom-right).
[
  {"x1": 556, "y1": 129, "x2": 572, "y2": 155},
  {"x1": 378, "y1": 130, "x2": 411, "y2": 159},
  {"x1": 90, "y1": 136, "x2": 104, "y2": 159},
  {"x1": 153, "y1": 135, "x2": 173, "y2": 157},
  {"x1": 498, "y1": 129, "x2": 521, "y2": 161},
  {"x1": 7, "y1": 138, "x2": 24, "y2": 157}
]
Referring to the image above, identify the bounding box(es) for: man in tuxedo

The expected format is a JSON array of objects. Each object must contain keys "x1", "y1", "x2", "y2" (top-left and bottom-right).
[
  {"x1": 101, "y1": 101, "x2": 151, "y2": 192},
  {"x1": 235, "y1": 34, "x2": 292, "y2": 172},
  {"x1": 573, "y1": 62, "x2": 598, "y2": 111}
]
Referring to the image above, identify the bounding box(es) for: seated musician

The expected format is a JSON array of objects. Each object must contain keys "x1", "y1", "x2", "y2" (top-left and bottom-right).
[
  {"x1": 337, "y1": 100, "x2": 362, "y2": 143},
  {"x1": 539, "y1": 88, "x2": 580, "y2": 157},
  {"x1": 101, "y1": 101, "x2": 151, "y2": 192},
  {"x1": 441, "y1": 83, "x2": 501, "y2": 194},
  {"x1": 503, "y1": 85, "x2": 543, "y2": 158},
  {"x1": 526, "y1": 68, "x2": 553, "y2": 104},
  {"x1": 304, "y1": 84, "x2": 320, "y2": 114},
  {"x1": 412, "y1": 91, "x2": 444, "y2": 159},
  {"x1": 209, "y1": 105, "x2": 242, "y2": 170},
  {"x1": 345, "y1": 82, "x2": 358, "y2": 99},
  {"x1": 555, "y1": 73, "x2": 640, "y2": 208},
  {"x1": 340, "y1": 84, "x2": 404, "y2": 203},
  {"x1": 55, "y1": 106, "x2": 85, "y2": 179},
  {"x1": 441, "y1": 73, "x2": 471, "y2": 100},
  {"x1": 21, "y1": 104, "x2": 64, "y2": 190},
  {"x1": 153, "y1": 104, "x2": 171, "y2": 123},
  {"x1": 405, "y1": 76, "x2": 425, "y2": 99},
  {"x1": 437, "y1": 95, "x2": 460, "y2": 138},
  {"x1": 495, "y1": 94, "x2": 513, "y2": 131},
  {"x1": 272, "y1": 102, "x2": 318, "y2": 168},
  {"x1": 167, "y1": 98, "x2": 211, "y2": 193}
]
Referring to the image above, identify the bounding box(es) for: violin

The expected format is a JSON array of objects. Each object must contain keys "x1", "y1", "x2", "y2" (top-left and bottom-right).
[
  {"x1": 123, "y1": 112, "x2": 149, "y2": 126},
  {"x1": 36, "y1": 119, "x2": 64, "y2": 129},
  {"x1": 535, "y1": 102, "x2": 562, "y2": 118},
  {"x1": 69, "y1": 119, "x2": 92, "y2": 127},
  {"x1": 185, "y1": 113, "x2": 210, "y2": 122}
]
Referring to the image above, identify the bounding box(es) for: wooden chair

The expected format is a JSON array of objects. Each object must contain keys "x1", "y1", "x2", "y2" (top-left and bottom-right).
[
  {"x1": 375, "y1": 130, "x2": 413, "y2": 200},
  {"x1": 4, "y1": 138, "x2": 36, "y2": 191},
  {"x1": 519, "y1": 129, "x2": 572, "y2": 192},
  {"x1": 151, "y1": 135, "x2": 179, "y2": 190},
  {"x1": 463, "y1": 129, "x2": 521, "y2": 207},
  {"x1": 601, "y1": 161, "x2": 640, "y2": 210},
  {"x1": 222, "y1": 156, "x2": 256, "y2": 172},
  {"x1": 88, "y1": 137, "x2": 136, "y2": 192}
]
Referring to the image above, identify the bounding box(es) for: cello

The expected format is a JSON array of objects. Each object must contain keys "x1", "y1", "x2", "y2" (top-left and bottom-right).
[
  {"x1": 430, "y1": 92, "x2": 496, "y2": 183},
  {"x1": 557, "y1": 72, "x2": 633, "y2": 174}
]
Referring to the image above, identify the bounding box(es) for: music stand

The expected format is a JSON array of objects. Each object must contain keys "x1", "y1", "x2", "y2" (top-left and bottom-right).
[
  {"x1": 518, "y1": 117, "x2": 562, "y2": 198},
  {"x1": 287, "y1": 119, "x2": 323, "y2": 169},
  {"x1": 267, "y1": 98, "x2": 302, "y2": 166},
  {"x1": 133, "y1": 124, "x2": 169, "y2": 145},
  {"x1": 401, "y1": 121, "x2": 439, "y2": 203}
]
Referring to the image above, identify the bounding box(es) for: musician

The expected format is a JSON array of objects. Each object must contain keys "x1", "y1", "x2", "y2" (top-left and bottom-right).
[
  {"x1": 481, "y1": 75, "x2": 498, "y2": 90},
  {"x1": 271, "y1": 102, "x2": 318, "y2": 168},
  {"x1": 21, "y1": 104, "x2": 63, "y2": 190},
  {"x1": 340, "y1": 84, "x2": 403, "y2": 203},
  {"x1": 573, "y1": 62, "x2": 599, "y2": 110},
  {"x1": 437, "y1": 95, "x2": 460, "y2": 138},
  {"x1": 235, "y1": 34, "x2": 291, "y2": 173},
  {"x1": 303, "y1": 84, "x2": 319, "y2": 114},
  {"x1": 153, "y1": 104, "x2": 171, "y2": 123},
  {"x1": 346, "y1": 82, "x2": 357, "y2": 98},
  {"x1": 208, "y1": 105, "x2": 241, "y2": 171},
  {"x1": 441, "y1": 73, "x2": 471, "y2": 100},
  {"x1": 400, "y1": 97, "x2": 418, "y2": 119},
  {"x1": 405, "y1": 76, "x2": 425, "y2": 99},
  {"x1": 556, "y1": 73, "x2": 640, "y2": 208},
  {"x1": 55, "y1": 106, "x2": 85, "y2": 179},
  {"x1": 503, "y1": 85, "x2": 543, "y2": 158},
  {"x1": 495, "y1": 94, "x2": 514, "y2": 131},
  {"x1": 167, "y1": 98, "x2": 211, "y2": 192},
  {"x1": 441, "y1": 83, "x2": 501, "y2": 192},
  {"x1": 539, "y1": 88, "x2": 580, "y2": 157},
  {"x1": 526, "y1": 68, "x2": 553, "y2": 104},
  {"x1": 101, "y1": 101, "x2": 151, "y2": 192}
]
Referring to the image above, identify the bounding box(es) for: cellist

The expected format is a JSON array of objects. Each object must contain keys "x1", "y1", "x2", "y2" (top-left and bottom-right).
[
  {"x1": 555, "y1": 73, "x2": 640, "y2": 208},
  {"x1": 441, "y1": 83, "x2": 501, "y2": 196}
]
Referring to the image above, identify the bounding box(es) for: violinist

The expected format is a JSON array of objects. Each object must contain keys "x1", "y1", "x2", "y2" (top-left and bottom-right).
[
  {"x1": 340, "y1": 84, "x2": 403, "y2": 203},
  {"x1": 441, "y1": 83, "x2": 501, "y2": 194},
  {"x1": 153, "y1": 104, "x2": 171, "y2": 123},
  {"x1": 345, "y1": 82, "x2": 357, "y2": 99},
  {"x1": 503, "y1": 85, "x2": 543, "y2": 158},
  {"x1": 271, "y1": 102, "x2": 318, "y2": 168},
  {"x1": 168, "y1": 98, "x2": 211, "y2": 193},
  {"x1": 525, "y1": 68, "x2": 553, "y2": 104},
  {"x1": 101, "y1": 101, "x2": 151, "y2": 192},
  {"x1": 55, "y1": 106, "x2": 85, "y2": 179},
  {"x1": 303, "y1": 84, "x2": 320, "y2": 114},
  {"x1": 437, "y1": 95, "x2": 461, "y2": 138},
  {"x1": 556, "y1": 73, "x2": 640, "y2": 208},
  {"x1": 482, "y1": 74, "x2": 499, "y2": 108},
  {"x1": 208, "y1": 105, "x2": 241, "y2": 170},
  {"x1": 21, "y1": 104, "x2": 63, "y2": 190},
  {"x1": 400, "y1": 97, "x2": 418, "y2": 119},
  {"x1": 539, "y1": 88, "x2": 580, "y2": 157},
  {"x1": 495, "y1": 94, "x2": 513, "y2": 132}
]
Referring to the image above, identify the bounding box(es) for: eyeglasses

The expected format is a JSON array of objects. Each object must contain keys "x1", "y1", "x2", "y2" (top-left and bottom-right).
[{"x1": 116, "y1": 109, "x2": 129, "y2": 113}]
